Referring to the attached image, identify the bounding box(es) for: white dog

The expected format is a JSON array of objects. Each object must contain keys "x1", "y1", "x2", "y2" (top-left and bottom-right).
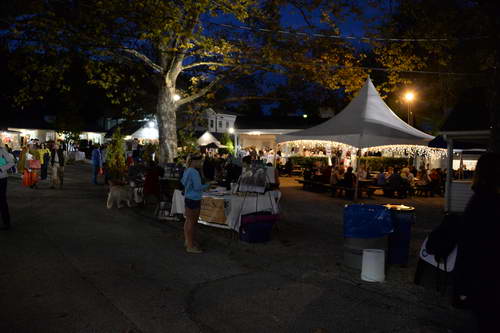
[{"x1": 107, "y1": 185, "x2": 133, "y2": 209}]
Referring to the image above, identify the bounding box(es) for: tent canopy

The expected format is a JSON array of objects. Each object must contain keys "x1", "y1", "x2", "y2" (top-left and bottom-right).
[
  {"x1": 277, "y1": 78, "x2": 434, "y2": 148},
  {"x1": 197, "y1": 131, "x2": 227, "y2": 148}
]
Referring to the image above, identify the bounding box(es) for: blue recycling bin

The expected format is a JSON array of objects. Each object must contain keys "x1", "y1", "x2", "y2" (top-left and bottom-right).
[
  {"x1": 343, "y1": 204, "x2": 393, "y2": 238},
  {"x1": 343, "y1": 204, "x2": 394, "y2": 269},
  {"x1": 384, "y1": 204, "x2": 416, "y2": 265}
]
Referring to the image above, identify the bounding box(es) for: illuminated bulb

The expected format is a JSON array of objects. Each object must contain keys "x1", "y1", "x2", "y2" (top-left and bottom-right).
[
  {"x1": 404, "y1": 92, "x2": 415, "y2": 102},
  {"x1": 173, "y1": 94, "x2": 181, "y2": 101}
]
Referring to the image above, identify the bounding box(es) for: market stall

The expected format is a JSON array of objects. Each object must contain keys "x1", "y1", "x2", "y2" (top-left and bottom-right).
[
  {"x1": 170, "y1": 187, "x2": 281, "y2": 231},
  {"x1": 0, "y1": 130, "x2": 22, "y2": 150}
]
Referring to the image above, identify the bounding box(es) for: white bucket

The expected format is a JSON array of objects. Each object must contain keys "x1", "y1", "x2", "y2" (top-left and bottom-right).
[{"x1": 361, "y1": 249, "x2": 385, "y2": 282}]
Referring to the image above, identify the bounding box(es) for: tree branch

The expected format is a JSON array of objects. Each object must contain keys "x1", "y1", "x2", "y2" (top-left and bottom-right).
[
  {"x1": 182, "y1": 61, "x2": 237, "y2": 71},
  {"x1": 177, "y1": 67, "x2": 238, "y2": 107},
  {"x1": 121, "y1": 48, "x2": 163, "y2": 73}
]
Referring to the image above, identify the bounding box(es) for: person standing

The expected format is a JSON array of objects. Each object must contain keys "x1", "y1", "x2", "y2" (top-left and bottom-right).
[
  {"x1": 455, "y1": 153, "x2": 500, "y2": 332},
  {"x1": 0, "y1": 144, "x2": 15, "y2": 230},
  {"x1": 50, "y1": 143, "x2": 65, "y2": 189},
  {"x1": 181, "y1": 155, "x2": 211, "y2": 254},
  {"x1": 38, "y1": 143, "x2": 51, "y2": 181},
  {"x1": 91, "y1": 144, "x2": 103, "y2": 185}
]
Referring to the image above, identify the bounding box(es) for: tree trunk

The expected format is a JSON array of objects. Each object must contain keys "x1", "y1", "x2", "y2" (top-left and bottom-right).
[{"x1": 156, "y1": 81, "x2": 178, "y2": 163}]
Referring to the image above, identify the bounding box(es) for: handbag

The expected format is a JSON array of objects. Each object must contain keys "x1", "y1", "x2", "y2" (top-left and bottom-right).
[{"x1": 29, "y1": 159, "x2": 41, "y2": 169}]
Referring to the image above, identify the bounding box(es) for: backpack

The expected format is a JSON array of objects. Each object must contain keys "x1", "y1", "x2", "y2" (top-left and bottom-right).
[{"x1": 426, "y1": 213, "x2": 461, "y2": 263}]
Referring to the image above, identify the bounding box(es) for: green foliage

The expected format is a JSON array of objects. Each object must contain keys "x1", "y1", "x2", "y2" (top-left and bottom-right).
[
  {"x1": 358, "y1": 157, "x2": 409, "y2": 172},
  {"x1": 221, "y1": 133, "x2": 235, "y2": 155},
  {"x1": 288, "y1": 156, "x2": 328, "y2": 167},
  {"x1": 105, "y1": 128, "x2": 127, "y2": 181}
]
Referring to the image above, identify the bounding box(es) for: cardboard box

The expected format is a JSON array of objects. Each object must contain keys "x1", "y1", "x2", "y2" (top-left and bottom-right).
[{"x1": 200, "y1": 197, "x2": 226, "y2": 224}]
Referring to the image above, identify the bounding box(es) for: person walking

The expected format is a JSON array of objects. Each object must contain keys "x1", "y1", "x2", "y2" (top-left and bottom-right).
[
  {"x1": 50, "y1": 143, "x2": 65, "y2": 189},
  {"x1": 25, "y1": 144, "x2": 41, "y2": 189},
  {"x1": 0, "y1": 143, "x2": 15, "y2": 230},
  {"x1": 181, "y1": 155, "x2": 212, "y2": 254},
  {"x1": 38, "y1": 143, "x2": 51, "y2": 181},
  {"x1": 91, "y1": 144, "x2": 103, "y2": 185},
  {"x1": 455, "y1": 153, "x2": 500, "y2": 332}
]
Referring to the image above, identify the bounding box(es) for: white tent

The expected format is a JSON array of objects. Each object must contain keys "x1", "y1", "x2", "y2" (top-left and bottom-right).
[
  {"x1": 277, "y1": 78, "x2": 434, "y2": 148},
  {"x1": 197, "y1": 131, "x2": 227, "y2": 148}
]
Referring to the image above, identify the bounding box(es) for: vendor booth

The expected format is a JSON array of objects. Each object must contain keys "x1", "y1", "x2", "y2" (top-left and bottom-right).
[
  {"x1": 169, "y1": 163, "x2": 281, "y2": 242},
  {"x1": 1, "y1": 130, "x2": 21, "y2": 150},
  {"x1": 277, "y1": 77, "x2": 443, "y2": 199}
]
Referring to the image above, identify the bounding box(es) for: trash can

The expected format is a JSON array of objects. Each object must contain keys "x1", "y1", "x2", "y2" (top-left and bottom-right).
[
  {"x1": 384, "y1": 204, "x2": 415, "y2": 265},
  {"x1": 361, "y1": 249, "x2": 386, "y2": 282},
  {"x1": 343, "y1": 204, "x2": 393, "y2": 270}
]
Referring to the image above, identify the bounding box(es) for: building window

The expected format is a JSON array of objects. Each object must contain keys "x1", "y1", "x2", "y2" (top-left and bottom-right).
[
  {"x1": 226, "y1": 121, "x2": 229, "y2": 128},
  {"x1": 210, "y1": 119, "x2": 214, "y2": 129},
  {"x1": 218, "y1": 121, "x2": 223, "y2": 129}
]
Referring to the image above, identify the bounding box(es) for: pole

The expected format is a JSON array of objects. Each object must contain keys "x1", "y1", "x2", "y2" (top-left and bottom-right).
[
  {"x1": 407, "y1": 102, "x2": 411, "y2": 125},
  {"x1": 444, "y1": 138, "x2": 454, "y2": 213}
]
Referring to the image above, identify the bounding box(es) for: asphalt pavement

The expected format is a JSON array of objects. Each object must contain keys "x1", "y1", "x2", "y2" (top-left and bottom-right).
[{"x1": 0, "y1": 163, "x2": 476, "y2": 333}]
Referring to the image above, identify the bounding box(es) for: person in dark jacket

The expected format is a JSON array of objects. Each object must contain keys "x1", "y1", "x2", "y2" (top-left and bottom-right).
[
  {"x1": 455, "y1": 153, "x2": 500, "y2": 332},
  {"x1": 50, "y1": 143, "x2": 65, "y2": 189},
  {"x1": 91, "y1": 145, "x2": 103, "y2": 184}
]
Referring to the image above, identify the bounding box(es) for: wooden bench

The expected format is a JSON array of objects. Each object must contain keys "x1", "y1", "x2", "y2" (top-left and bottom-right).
[
  {"x1": 366, "y1": 185, "x2": 384, "y2": 197},
  {"x1": 298, "y1": 179, "x2": 330, "y2": 192}
]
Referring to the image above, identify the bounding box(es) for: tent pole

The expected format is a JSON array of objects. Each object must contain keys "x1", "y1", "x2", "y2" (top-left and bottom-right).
[
  {"x1": 444, "y1": 139, "x2": 454, "y2": 212},
  {"x1": 354, "y1": 148, "x2": 360, "y2": 201}
]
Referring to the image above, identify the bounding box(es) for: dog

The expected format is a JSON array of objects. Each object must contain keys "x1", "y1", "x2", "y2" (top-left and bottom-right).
[{"x1": 107, "y1": 184, "x2": 133, "y2": 209}]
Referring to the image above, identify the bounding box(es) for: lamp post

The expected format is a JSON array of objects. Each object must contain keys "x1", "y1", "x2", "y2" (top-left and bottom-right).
[{"x1": 404, "y1": 91, "x2": 415, "y2": 126}]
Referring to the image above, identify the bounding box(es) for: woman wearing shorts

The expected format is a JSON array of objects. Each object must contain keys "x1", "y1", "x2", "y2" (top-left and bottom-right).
[{"x1": 181, "y1": 155, "x2": 212, "y2": 253}]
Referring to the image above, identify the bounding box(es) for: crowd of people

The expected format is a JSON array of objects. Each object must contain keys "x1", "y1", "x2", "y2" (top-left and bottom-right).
[{"x1": 301, "y1": 159, "x2": 446, "y2": 198}]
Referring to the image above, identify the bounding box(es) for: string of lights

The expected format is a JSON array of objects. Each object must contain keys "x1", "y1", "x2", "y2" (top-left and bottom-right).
[{"x1": 207, "y1": 21, "x2": 488, "y2": 43}]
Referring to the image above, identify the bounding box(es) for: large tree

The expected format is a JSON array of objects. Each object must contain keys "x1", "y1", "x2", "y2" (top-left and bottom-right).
[{"x1": 3, "y1": 0, "x2": 373, "y2": 162}]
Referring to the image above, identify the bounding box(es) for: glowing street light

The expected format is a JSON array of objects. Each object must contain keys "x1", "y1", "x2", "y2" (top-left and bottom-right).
[
  {"x1": 303, "y1": 114, "x2": 308, "y2": 119},
  {"x1": 228, "y1": 127, "x2": 235, "y2": 134},
  {"x1": 173, "y1": 94, "x2": 181, "y2": 101},
  {"x1": 404, "y1": 91, "x2": 415, "y2": 125}
]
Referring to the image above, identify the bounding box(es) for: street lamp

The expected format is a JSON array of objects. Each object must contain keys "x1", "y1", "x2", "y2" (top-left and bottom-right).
[
  {"x1": 404, "y1": 91, "x2": 415, "y2": 125},
  {"x1": 303, "y1": 114, "x2": 308, "y2": 119},
  {"x1": 173, "y1": 94, "x2": 181, "y2": 101}
]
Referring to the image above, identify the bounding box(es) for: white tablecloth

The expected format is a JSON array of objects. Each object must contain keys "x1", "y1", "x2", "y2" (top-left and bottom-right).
[{"x1": 170, "y1": 190, "x2": 281, "y2": 231}]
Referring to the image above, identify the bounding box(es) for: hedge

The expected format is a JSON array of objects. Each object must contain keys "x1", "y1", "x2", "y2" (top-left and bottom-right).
[
  {"x1": 358, "y1": 157, "x2": 409, "y2": 171},
  {"x1": 289, "y1": 156, "x2": 329, "y2": 167}
]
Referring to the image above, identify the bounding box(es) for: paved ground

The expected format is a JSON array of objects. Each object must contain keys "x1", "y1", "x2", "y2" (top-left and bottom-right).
[{"x1": 0, "y1": 164, "x2": 476, "y2": 333}]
